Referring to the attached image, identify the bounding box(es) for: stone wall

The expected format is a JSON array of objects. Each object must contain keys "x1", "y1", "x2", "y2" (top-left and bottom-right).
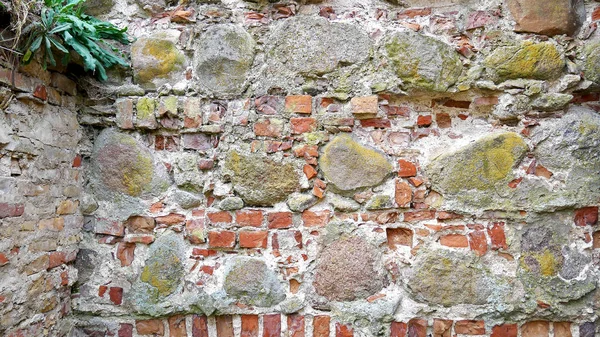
[{"x1": 2, "y1": 0, "x2": 600, "y2": 336}]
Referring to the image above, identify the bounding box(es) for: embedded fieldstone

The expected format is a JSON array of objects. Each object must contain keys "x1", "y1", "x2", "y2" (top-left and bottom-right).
[
  {"x1": 287, "y1": 193, "x2": 318, "y2": 212},
  {"x1": 223, "y1": 257, "x2": 285, "y2": 307},
  {"x1": 426, "y1": 132, "x2": 527, "y2": 210},
  {"x1": 219, "y1": 196, "x2": 244, "y2": 211},
  {"x1": 583, "y1": 42, "x2": 600, "y2": 84},
  {"x1": 506, "y1": 0, "x2": 584, "y2": 36},
  {"x1": 484, "y1": 42, "x2": 564, "y2": 83},
  {"x1": 139, "y1": 233, "x2": 185, "y2": 299},
  {"x1": 313, "y1": 236, "x2": 385, "y2": 301},
  {"x1": 406, "y1": 249, "x2": 498, "y2": 306},
  {"x1": 195, "y1": 24, "x2": 256, "y2": 97},
  {"x1": 382, "y1": 31, "x2": 463, "y2": 92},
  {"x1": 84, "y1": 0, "x2": 114, "y2": 15},
  {"x1": 531, "y1": 93, "x2": 573, "y2": 111},
  {"x1": 224, "y1": 151, "x2": 299, "y2": 206},
  {"x1": 320, "y1": 134, "x2": 393, "y2": 192},
  {"x1": 131, "y1": 30, "x2": 185, "y2": 88},
  {"x1": 90, "y1": 129, "x2": 169, "y2": 198},
  {"x1": 173, "y1": 153, "x2": 205, "y2": 192},
  {"x1": 270, "y1": 16, "x2": 371, "y2": 75}
]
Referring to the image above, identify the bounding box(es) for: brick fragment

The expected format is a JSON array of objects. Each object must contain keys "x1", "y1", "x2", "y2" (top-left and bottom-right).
[
  {"x1": 521, "y1": 321, "x2": 549, "y2": 337},
  {"x1": 433, "y1": 319, "x2": 452, "y2": 337},
  {"x1": 395, "y1": 180, "x2": 412, "y2": 207},
  {"x1": 168, "y1": 315, "x2": 187, "y2": 337},
  {"x1": 351, "y1": 96, "x2": 378, "y2": 119},
  {"x1": 263, "y1": 314, "x2": 281, "y2": 337},
  {"x1": 397, "y1": 160, "x2": 417, "y2": 177},
  {"x1": 0, "y1": 203, "x2": 24, "y2": 218},
  {"x1": 108, "y1": 287, "x2": 123, "y2": 305},
  {"x1": 403, "y1": 210, "x2": 435, "y2": 222},
  {"x1": 440, "y1": 234, "x2": 469, "y2": 248},
  {"x1": 286, "y1": 95, "x2": 312, "y2": 114},
  {"x1": 313, "y1": 316, "x2": 330, "y2": 337},
  {"x1": 291, "y1": 117, "x2": 317, "y2": 134},
  {"x1": 387, "y1": 227, "x2": 413, "y2": 248},
  {"x1": 417, "y1": 115, "x2": 432, "y2": 127},
  {"x1": 302, "y1": 210, "x2": 330, "y2": 227},
  {"x1": 335, "y1": 323, "x2": 353, "y2": 337},
  {"x1": 488, "y1": 222, "x2": 508, "y2": 250},
  {"x1": 241, "y1": 315, "x2": 258, "y2": 337},
  {"x1": 455, "y1": 320, "x2": 485, "y2": 335},
  {"x1": 207, "y1": 211, "x2": 233, "y2": 224},
  {"x1": 304, "y1": 164, "x2": 318, "y2": 179},
  {"x1": 118, "y1": 324, "x2": 133, "y2": 337},
  {"x1": 469, "y1": 230, "x2": 488, "y2": 256},
  {"x1": 574, "y1": 207, "x2": 598, "y2": 226},
  {"x1": 390, "y1": 322, "x2": 407, "y2": 337},
  {"x1": 288, "y1": 315, "x2": 305, "y2": 337},
  {"x1": 408, "y1": 318, "x2": 426, "y2": 337},
  {"x1": 116, "y1": 242, "x2": 135, "y2": 267},
  {"x1": 553, "y1": 322, "x2": 572, "y2": 337},
  {"x1": 491, "y1": 324, "x2": 517, "y2": 337},
  {"x1": 255, "y1": 118, "x2": 284, "y2": 137},
  {"x1": 136, "y1": 319, "x2": 164, "y2": 336},
  {"x1": 155, "y1": 213, "x2": 186, "y2": 225}
]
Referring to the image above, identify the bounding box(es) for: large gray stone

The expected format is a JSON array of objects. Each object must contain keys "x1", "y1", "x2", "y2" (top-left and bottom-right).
[
  {"x1": 484, "y1": 42, "x2": 564, "y2": 83},
  {"x1": 269, "y1": 16, "x2": 371, "y2": 76},
  {"x1": 224, "y1": 151, "x2": 299, "y2": 206},
  {"x1": 320, "y1": 134, "x2": 393, "y2": 192},
  {"x1": 131, "y1": 30, "x2": 186, "y2": 89},
  {"x1": 381, "y1": 31, "x2": 463, "y2": 92},
  {"x1": 224, "y1": 257, "x2": 285, "y2": 307},
  {"x1": 583, "y1": 41, "x2": 600, "y2": 85},
  {"x1": 313, "y1": 236, "x2": 385, "y2": 301},
  {"x1": 195, "y1": 25, "x2": 256, "y2": 97}
]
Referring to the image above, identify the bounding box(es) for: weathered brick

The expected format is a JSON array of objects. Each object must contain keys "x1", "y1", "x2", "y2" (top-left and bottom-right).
[
  {"x1": 192, "y1": 315, "x2": 208, "y2": 337},
  {"x1": 239, "y1": 231, "x2": 268, "y2": 248},
  {"x1": 416, "y1": 115, "x2": 432, "y2": 127},
  {"x1": 521, "y1": 321, "x2": 549, "y2": 337},
  {"x1": 236, "y1": 210, "x2": 264, "y2": 227},
  {"x1": 288, "y1": 315, "x2": 305, "y2": 337},
  {"x1": 469, "y1": 230, "x2": 488, "y2": 256},
  {"x1": 263, "y1": 314, "x2": 281, "y2": 337},
  {"x1": 0, "y1": 203, "x2": 24, "y2": 218},
  {"x1": 574, "y1": 207, "x2": 598, "y2": 226},
  {"x1": 208, "y1": 231, "x2": 236, "y2": 248},
  {"x1": 553, "y1": 322, "x2": 571, "y2": 337},
  {"x1": 285, "y1": 95, "x2": 312, "y2": 114},
  {"x1": 387, "y1": 227, "x2": 413, "y2": 248},
  {"x1": 408, "y1": 318, "x2": 427, "y2": 337},
  {"x1": 109, "y1": 287, "x2": 123, "y2": 305},
  {"x1": 268, "y1": 212, "x2": 293, "y2": 229},
  {"x1": 0, "y1": 253, "x2": 8, "y2": 266},
  {"x1": 403, "y1": 211, "x2": 435, "y2": 222},
  {"x1": 186, "y1": 219, "x2": 206, "y2": 244},
  {"x1": 313, "y1": 316, "x2": 330, "y2": 337},
  {"x1": 351, "y1": 96, "x2": 378, "y2": 119},
  {"x1": 291, "y1": 117, "x2": 317, "y2": 134},
  {"x1": 433, "y1": 319, "x2": 452, "y2": 337},
  {"x1": 359, "y1": 118, "x2": 391, "y2": 128},
  {"x1": 39, "y1": 218, "x2": 65, "y2": 231},
  {"x1": 56, "y1": 200, "x2": 78, "y2": 215},
  {"x1": 440, "y1": 234, "x2": 469, "y2": 248},
  {"x1": 155, "y1": 213, "x2": 186, "y2": 226},
  {"x1": 207, "y1": 211, "x2": 233, "y2": 224},
  {"x1": 126, "y1": 216, "x2": 155, "y2": 234},
  {"x1": 302, "y1": 210, "x2": 330, "y2": 227},
  {"x1": 304, "y1": 164, "x2": 318, "y2": 180},
  {"x1": 95, "y1": 218, "x2": 125, "y2": 236},
  {"x1": 488, "y1": 222, "x2": 508, "y2": 250},
  {"x1": 183, "y1": 133, "x2": 214, "y2": 151},
  {"x1": 116, "y1": 98, "x2": 134, "y2": 129},
  {"x1": 255, "y1": 118, "x2": 284, "y2": 137},
  {"x1": 455, "y1": 320, "x2": 485, "y2": 335},
  {"x1": 390, "y1": 322, "x2": 407, "y2": 337},
  {"x1": 395, "y1": 180, "x2": 412, "y2": 207},
  {"x1": 118, "y1": 323, "x2": 133, "y2": 337},
  {"x1": 335, "y1": 323, "x2": 353, "y2": 337},
  {"x1": 435, "y1": 113, "x2": 451, "y2": 129},
  {"x1": 491, "y1": 324, "x2": 517, "y2": 337},
  {"x1": 397, "y1": 160, "x2": 417, "y2": 177},
  {"x1": 241, "y1": 315, "x2": 258, "y2": 337},
  {"x1": 116, "y1": 242, "x2": 135, "y2": 267},
  {"x1": 168, "y1": 315, "x2": 187, "y2": 337},
  {"x1": 136, "y1": 319, "x2": 164, "y2": 336}
]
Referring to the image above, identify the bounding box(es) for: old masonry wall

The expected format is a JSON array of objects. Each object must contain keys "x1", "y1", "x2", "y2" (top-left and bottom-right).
[{"x1": 3, "y1": 0, "x2": 600, "y2": 336}]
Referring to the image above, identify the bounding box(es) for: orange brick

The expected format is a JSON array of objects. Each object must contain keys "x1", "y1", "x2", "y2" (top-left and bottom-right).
[
  {"x1": 398, "y1": 159, "x2": 417, "y2": 177},
  {"x1": 208, "y1": 231, "x2": 236, "y2": 248},
  {"x1": 268, "y1": 212, "x2": 293, "y2": 229},
  {"x1": 455, "y1": 320, "x2": 485, "y2": 335},
  {"x1": 302, "y1": 210, "x2": 330, "y2": 227},
  {"x1": 440, "y1": 234, "x2": 469, "y2": 248},
  {"x1": 239, "y1": 231, "x2": 268, "y2": 248},
  {"x1": 236, "y1": 210, "x2": 263, "y2": 227},
  {"x1": 207, "y1": 211, "x2": 232, "y2": 224},
  {"x1": 351, "y1": 96, "x2": 378, "y2": 119},
  {"x1": 291, "y1": 117, "x2": 317, "y2": 134},
  {"x1": 387, "y1": 227, "x2": 413, "y2": 248},
  {"x1": 285, "y1": 95, "x2": 312, "y2": 114}
]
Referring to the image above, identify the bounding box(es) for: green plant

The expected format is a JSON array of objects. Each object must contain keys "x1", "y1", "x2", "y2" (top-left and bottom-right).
[{"x1": 21, "y1": 0, "x2": 130, "y2": 80}]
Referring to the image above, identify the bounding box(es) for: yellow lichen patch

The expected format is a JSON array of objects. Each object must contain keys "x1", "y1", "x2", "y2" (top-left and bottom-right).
[
  {"x1": 484, "y1": 41, "x2": 564, "y2": 82},
  {"x1": 133, "y1": 39, "x2": 184, "y2": 84},
  {"x1": 536, "y1": 249, "x2": 558, "y2": 277},
  {"x1": 140, "y1": 252, "x2": 182, "y2": 296}
]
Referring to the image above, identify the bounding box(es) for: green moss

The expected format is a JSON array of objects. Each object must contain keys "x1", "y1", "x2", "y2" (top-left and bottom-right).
[
  {"x1": 136, "y1": 97, "x2": 156, "y2": 119},
  {"x1": 484, "y1": 41, "x2": 564, "y2": 82},
  {"x1": 584, "y1": 42, "x2": 600, "y2": 84}
]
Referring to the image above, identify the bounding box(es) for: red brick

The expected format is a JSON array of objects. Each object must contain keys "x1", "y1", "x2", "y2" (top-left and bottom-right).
[
  {"x1": 241, "y1": 315, "x2": 258, "y2": 337},
  {"x1": 397, "y1": 7, "x2": 431, "y2": 18},
  {"x1": 236, "y1": 210, "x2": 264, "y2": 227},
  {"x1": 435, "y1": 113, "x2": 451, "y2": 128},
  {"x1": 553, "y1": 322, "x2": 572, "y2": 337},
  {"x1": 0, "y1": 203, "x2": 24, "y2": 218},
  {"x1": 408, "y1": 319, "x2": 426, "y2": 337},
  {"x1": 125, "y1": 216, "x2": 155, "y2": 234},
  {"x1": 293, "y1": 145, "x2": 319, "y2": 158},
  {"x1": 304, "y1": 164, "x2": 318, "y2": 180},
  {"x1": 239, "y1": 231, "x2": 268, "y2": 248},
  {"x1": 136, "y1": 319, "x2": 164, "y2": 336},
  {"x1": 214, "y1": 316, "x2": 233, "y2": 337},
  {"x1": 433, "y1": 319, "x2": 452, "y2": 337},
  {"x1": 288, "y1": 315, "x2": 305, "y2": 337},
  {"x1": 255, "y1": 119, "x2": 284, "y2": 137},
  {"x1": 455, "y1": 320, "x2": 485, "y2": 335},
  {"x1": 192, "y1": 248, "x2": 217, "y2": 257},
  {"x1": 351, "y1": 96, "x2": 378, "y2": 119},
  {"x1": 521, "y1": 321, "x2": 549, "y2": 337},
  {"x1": 268, "y1": 212, "x2": 293, "y2": 229},
  {"x1": 155, "y1": 213, "x2": 186, "y2": 225},
  {"x1": 575, "y1": 207, "x2": 598, "y2": 226},
  {"x1": 491, "y1": 324, "x2": 517, "y2": 337},
  {"x1": 417, "y1": 115, "x2": 432, "y2": 127},
  {"x1": 0, "y1": 253, "x2": 8, "y2": 266},
  {"x1": 436, "y1": 211, "x2": 462, "y2": 220},
  {"x1": 469, "y1": 230, "x2": 488, "y2": 256},
  {"x1": 291, "y1": 117, "x2": 317, "y2": 134},
  {"x1": 47, "y1": 251, "x2": 65, "y2": 269},
  {"x1": 116, "y1": 98, "x2": 134, "y2": 129},
  {"x1": 440, "y1": 234, "x2": 469, "y2": 248},
  {"x1": 397, "y1": 160, "x2": 417, "y2": 177},
  {"x1": 387, "y1": 227, "x2": 413, "y2": 248},
  {"x1": 313, "y1": 316, "x2": 330, "y2": 337},
  {"x1": 198, "y1": 159, "x2": 214, "y2": 170},
  {"x1": 124, "y1": 234, "x2": 155, "y2": 244},
  {"x1": 403, "y1": 210, "x2": 435, "y2": 222},
  {"x1": 335, "y1": 323, "x2": 353, "y2": 337},
  {"x1": 207, "y1": 211, "x2": 233, "y2": 224},
  {"x1": 391, "y1": 322, "x2": 407, "y2": 337},
  {"x1": 116, "y1": 242, "x2": 135, "y2": 267},
  {"x1": 359, "y1": 118, "x2": 391, "y2": 128},
  {"x1": 72, "y1": 154, "x2": 83, "y2": 167},
  {"x1": 395, "y1": 180, "x2": 412, "y2": 207},
  {"x1": 286, "y1": 95, "x2": 312, "y2": 114},
  {"x1": 302, "y1": 210, "x2": 330, "y2": 227},
  {"x1": 109, "y1": 287, "x2": 123, "y2": 305},
  {"x1": 208, "y1": 231, "x2": 236, "y2": 248},
  {"x1": 118, "y1": 323, "x2": 133, "y2": 337},
  {"x1": 33, "y1": 85, "x2": 47, "y2": 100},
  {"x1": 98, "y1": 285, "x2": 108, "y2": 297},
  {"x1": 488, "y1": 222, "x2": 508, "y2": 250},
  {"x1": 263, "y1": 314, "x2": 281, "y2": 337},
  {"x1": 168, "y1": 315, "x2": 187, "y2": 337}
]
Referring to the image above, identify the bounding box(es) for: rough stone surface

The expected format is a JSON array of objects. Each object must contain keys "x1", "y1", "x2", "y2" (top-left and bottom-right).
[
  {"x1": 484, "y1": 42, "x2": 564, "y2": 83},
  {"x1": 320, "y1": 134, "x2": 393, "y2": 192},
  {"x1": 131, "y1": 30, "x2": 186, "y2": 88},
  {"x1": 223, "y1": 257, "x2": 285, "y2": 307},
  {"x1": 195, "y1": 24, "x2": 256, "y2": 97},
  {"x1": 224, "y1": 151, "x2": 299, "y2": 206},
  {"x1": 506, "y1": 0, "x2": 584, "y2": 36},
  {"x1": 583, "y1": 42, "x2": 600, "y2": 85},
  {"x1": 381, "y1": 31, "x2": 463, "y2": 92},
  {"x1": 269, "y1": 16, "x2": 371, "y2": 76},
  {"x1": 313, "y1": 236, "x2": 385, "y2": 301}
]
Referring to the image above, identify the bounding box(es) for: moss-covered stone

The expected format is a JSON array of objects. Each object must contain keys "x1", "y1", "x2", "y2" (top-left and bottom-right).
[
  {"x1": 195, "y1": 24, "x2": 256, "y2": 97},
  {"x1": 484, "y1": 42, "x2": 564, "y2": 83},
  {"x1": 131, "y1": 30, "x2": 185, "y2": 88},
  {"x1": 583, "y1": 42, "x2": 600, "y2": 85},
  {"x1": 224, "y1": 257, "x2": 285, "y2": 307},
  {"x1": 382, "y1": 31, "x2": 463, "y2": 92},
  {"x1": 139, "y1": 232, "x2": 185, "y2": 300},
  {"x1": 224, "y1": 151, "x2": 299, "y2": 206},
  {"x1": 427, "y1": 132, "x2": 527, "y2": 209},
  {"x1": 320, "y1": 134, "x2": 393, "y2": 192}
]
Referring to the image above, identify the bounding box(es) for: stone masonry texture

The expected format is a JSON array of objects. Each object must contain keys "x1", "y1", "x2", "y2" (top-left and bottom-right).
[{"x1": 1, "y1": 0, "x2": 600, "y2": 336}]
